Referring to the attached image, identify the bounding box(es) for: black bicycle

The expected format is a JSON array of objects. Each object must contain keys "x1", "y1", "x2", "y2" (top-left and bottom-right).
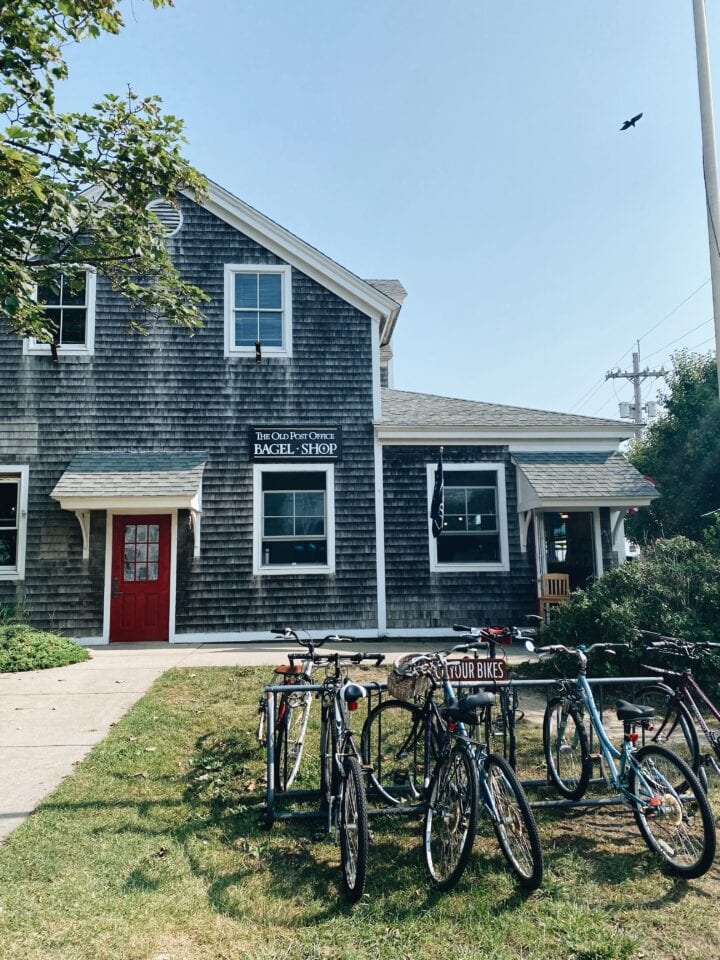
[
  {"x1": 315, "y1": 648, "x2": 385, "y2": 902},
  {"x1": 361, "y1": 641, "x2": 543, "y2": 892}
]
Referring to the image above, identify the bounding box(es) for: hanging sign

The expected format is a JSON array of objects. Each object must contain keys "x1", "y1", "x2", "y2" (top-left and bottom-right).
[
  {"x1": 446, "y1": 658, "x2": 508, "y2": 683},
  {"x1": 250, "y1": 426, "x2": 342, "y2": 460}
]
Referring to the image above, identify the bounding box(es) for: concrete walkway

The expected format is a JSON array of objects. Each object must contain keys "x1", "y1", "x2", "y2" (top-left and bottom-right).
[{"x1": 0, "y1": 639, "x2": 531, "y2": 842}]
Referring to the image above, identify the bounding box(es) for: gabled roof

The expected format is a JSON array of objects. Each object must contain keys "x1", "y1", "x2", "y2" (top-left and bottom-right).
[
  {"x1": 513, "y1": 452, "x2": 658, "y2": 504},
  {"x1": 191, "y1": 180, "x2": 403, "y2": 341},
  {"x1": 378, "y1": 388, "x2": 633, "y2": 440}
]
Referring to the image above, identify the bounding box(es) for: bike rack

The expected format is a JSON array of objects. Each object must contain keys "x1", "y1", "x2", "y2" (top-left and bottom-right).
[{"x1": 262, "y1": 674, "x2": 662, "y2": 823}]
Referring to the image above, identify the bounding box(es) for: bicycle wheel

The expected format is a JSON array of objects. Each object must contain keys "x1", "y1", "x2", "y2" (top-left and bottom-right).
[
  {"x1": 319, "y1": 708, "x2": 337, "y2": 810},
  {"x1": 483, "y1": 753, "x2": 543, "y2": 892},
  {"x1": 361, "y1": 700, "x2": 425, "y2": 805},
  {"x1": 274, "y1": 691, "x2": 313, "y2": 791},
  {"x1": 543, "y1": 698, "x2": 592, "y2": 800},
  {"x1": 338, "y1": 755, "x2": 370, "y2": 902},
  {"x1": 634, "y1": 685, "x2": 699, "y2": 773},
  {"x1": 628, "y1": 744, "x2": 716, "y2": 879},
  {"x1": 423, "y1": 744, "x2": 479, "y2": 891}
]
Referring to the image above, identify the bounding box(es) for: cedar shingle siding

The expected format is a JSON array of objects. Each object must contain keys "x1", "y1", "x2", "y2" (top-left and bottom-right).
[
  {"x1": 382, "y1": 445, "x2": 535, "y2": 629},
  {"x1": 0, "y1": 196, "x2": 378, "y2": 635}
]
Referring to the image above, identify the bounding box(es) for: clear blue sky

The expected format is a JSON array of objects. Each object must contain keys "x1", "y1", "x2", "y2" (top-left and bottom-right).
[{"x1": 56, "y1": 0, "x2": 720, "y2": 418}]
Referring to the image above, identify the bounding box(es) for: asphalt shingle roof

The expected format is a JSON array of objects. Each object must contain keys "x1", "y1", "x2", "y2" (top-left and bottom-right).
[
  {"x1": 513, "y1": 452, "x2": 658, "y2": 500},
  {"x1": 51, "y1": 452, "x2": 207, "y2": 499},
  {"x1": 380, "y1": 388, "x2": 628, "y2": 429}
]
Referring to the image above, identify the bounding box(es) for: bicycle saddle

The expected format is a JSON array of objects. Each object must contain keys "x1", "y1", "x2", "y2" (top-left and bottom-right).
[
  {"x1": 342, "y1": 682, "x2": 367, "y2": 703},
  {"x1": 615, "y1": 699, "x2": 655, "y2": 722},
  {"x1": 442, "y1": 691, "x2": 495, "y2": 724},
  {"x1": 274, "y1": 664, "x2": 305, "y2": 676}
]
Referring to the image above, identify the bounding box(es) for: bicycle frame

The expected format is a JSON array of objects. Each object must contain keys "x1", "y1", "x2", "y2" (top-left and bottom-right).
[{"x1": 662, "y1": 671, "x2": 720, "y2": 760}]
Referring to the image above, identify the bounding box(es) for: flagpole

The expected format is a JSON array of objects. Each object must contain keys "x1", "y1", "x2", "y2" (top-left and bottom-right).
[{"x1": 692, "y1": 0, "x2": 720, "y2": 399}]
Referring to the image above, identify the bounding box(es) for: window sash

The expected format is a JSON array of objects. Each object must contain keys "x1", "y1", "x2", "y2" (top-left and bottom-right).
[
  {"x1": 0, "y1": 477, "x2": 21, "y2": 571},
  {"x1": 39, "y1": 273, "x2": 88, "y2": 346}
]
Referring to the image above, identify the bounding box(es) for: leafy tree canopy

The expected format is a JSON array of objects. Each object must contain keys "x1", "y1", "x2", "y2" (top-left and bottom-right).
[
  {"x1": 627, "y1": 351, "x2": 720, "y2": 542},
  {"x1": 1, "y1": 0, "x2": 208, "y2": 343}
]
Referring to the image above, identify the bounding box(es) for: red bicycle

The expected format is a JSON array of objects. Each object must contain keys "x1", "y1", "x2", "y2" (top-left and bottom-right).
[{"x1": 636, "y1": 631, "x2": 720, "y2": 790}]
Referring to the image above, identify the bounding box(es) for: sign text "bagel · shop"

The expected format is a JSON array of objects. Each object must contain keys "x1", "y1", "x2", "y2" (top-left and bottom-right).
[{"x1": 249, "y1": 427, "x2": 342, "y2": 461}]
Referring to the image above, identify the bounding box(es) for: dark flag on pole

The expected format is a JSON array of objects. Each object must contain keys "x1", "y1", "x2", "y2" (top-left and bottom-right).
[{"x1": 430, "y1": 447, "x2": 444, "y2": 538}]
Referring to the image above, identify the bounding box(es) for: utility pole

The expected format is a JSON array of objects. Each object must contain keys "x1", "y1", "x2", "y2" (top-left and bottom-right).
[
  {"x1": 605, "y1": 343, "x2": 667, "y2": 437},
  {"x1": 692, "y1": 0, "x2": 720, "y2": 400}
]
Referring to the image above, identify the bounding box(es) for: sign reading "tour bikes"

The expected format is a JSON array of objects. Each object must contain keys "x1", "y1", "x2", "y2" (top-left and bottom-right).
[
  {"x1": 249, "y1": 426, "x2": 342, "y2": 460},
  {"x1": 446, "y1": 658, "x2": 508, "y2": 683}
]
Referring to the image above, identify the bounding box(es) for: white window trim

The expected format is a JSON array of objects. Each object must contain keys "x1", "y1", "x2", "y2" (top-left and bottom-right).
[
  {"x1": 428, "y1": 462, "x2": 510, "y2": 573},
  {"x1": 253, "y1": 462, "x2": 335, "y2": 576},
  {"x1": 24, "y1": 270, "x2": 97, "y2": 357},
  {"x1": 224, "y1": 263, "x2": 293, "y2": 359},
  {"x1": 0, "y1": 465, "x2": 29, "y2": 582}
]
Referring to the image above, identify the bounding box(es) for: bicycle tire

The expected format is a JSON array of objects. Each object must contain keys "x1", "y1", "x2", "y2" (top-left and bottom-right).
[
  {"x1": 483, "y1": 753, "x2": 543, "y2": 892},
  {"x1": 274, "y1": 691, "x2": 313, "y2": 792},
  {"x1": 423, "y1": 744, "x2": 479, "y2": 891},
  {"x1": 338, "y1": 755, "x2": 370, "y2": 902},
  {"x1": 319, "y1": 708, "x2": 337, "y2": 810},
  {"x1": 634, "y1": 685, "x2": 700, "y2": 773},
  {"x1": 628, "y1": 744, "x2": 716, "y2": 879},
  {"x1": 543, "y1": 697, "x2": 592, "y2": 800},
  {"x1": 360, "y1": 699, "x2": 425, "y2": 805}
]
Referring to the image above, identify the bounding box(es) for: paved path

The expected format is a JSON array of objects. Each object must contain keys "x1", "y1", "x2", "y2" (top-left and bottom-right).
[{"x1": 0, "y1": 639, "x2": 531, "y2": 842}]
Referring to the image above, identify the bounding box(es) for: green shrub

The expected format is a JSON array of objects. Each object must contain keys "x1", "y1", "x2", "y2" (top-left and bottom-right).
[
  {"x1": 0, "y1": 624, "x2": 90, "y2": 673},
  {"x1": 535, "y1": 536, "x2": 720, "y2": 686}
]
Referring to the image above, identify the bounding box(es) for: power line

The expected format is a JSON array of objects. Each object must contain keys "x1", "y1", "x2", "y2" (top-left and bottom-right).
[
  {"x1": 571, "y1": 278, "x2": 710, "y2": 413},
  {"x1": 643, "y1": 317, "x2": 713, "y2": 361}
]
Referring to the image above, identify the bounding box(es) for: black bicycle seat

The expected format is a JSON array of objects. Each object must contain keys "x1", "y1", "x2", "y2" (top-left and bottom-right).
[
  {"x1": 342, "y1": 682, "x2": 366, "y2": 703},
  {"x1": 442, "y1": 691, "x2": 495, "y2": 724},
  {"x1": 615, "y1": 699, "x2": 655, "y2": 722}
]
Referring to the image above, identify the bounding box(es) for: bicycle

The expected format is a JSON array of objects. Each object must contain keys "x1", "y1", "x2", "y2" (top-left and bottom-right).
[
  {"x1": 361, "y1": 641, "x2": 544, "y2": 892},
  {"x1": 453, "y1": 623, "x2": 534, "y2": 767},
  {"x1": 635, "y1": 631, "x2": 720, "y2": 789},
  {"x1": 533, "y1": 640, "x2": 716, "y2": 879},
  {"x1": 315, "y1": 647, "x2": 385, "y2": 902},
  {"x1": 256, "y1": 627, "x2": 322, "y2": 792}
]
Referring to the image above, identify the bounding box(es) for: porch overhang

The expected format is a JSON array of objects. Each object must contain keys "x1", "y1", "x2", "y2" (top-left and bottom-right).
[
  {"x1": 51, "y1": 451, "x2": 208, "y2": 559},
  {"x1": 512, "y1": 452, "x2": 659, "y2": 513},
  {"x1": 512, "y1": 452, "x2": 658, "y2": 555}
]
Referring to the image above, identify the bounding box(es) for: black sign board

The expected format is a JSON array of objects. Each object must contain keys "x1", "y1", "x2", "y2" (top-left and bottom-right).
[{"x1": 250, "y1": 427, "x2": 342, "y2": 460}]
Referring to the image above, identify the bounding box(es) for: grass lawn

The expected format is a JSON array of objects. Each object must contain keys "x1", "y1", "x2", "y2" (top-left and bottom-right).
[{"x1": 0, "y1": 665, "x2": 718, "y2": 960}]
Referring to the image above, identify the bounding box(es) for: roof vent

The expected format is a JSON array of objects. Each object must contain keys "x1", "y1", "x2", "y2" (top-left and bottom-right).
[{"x1": 146, "y1": 198, "x2": 183, "y2": 238}]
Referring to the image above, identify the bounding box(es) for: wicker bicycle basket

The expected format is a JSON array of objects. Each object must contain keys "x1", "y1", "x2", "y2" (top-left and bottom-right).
[{"x1": 387, "y1": 654, "x2": 438, "y2": 703}]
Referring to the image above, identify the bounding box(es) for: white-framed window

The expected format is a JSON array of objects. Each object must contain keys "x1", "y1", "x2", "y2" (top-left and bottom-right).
[
  {"x1": 24, "y1": 270, "x2": 96, "y2": 356},
  {"x1": 253, "y1": 463, "x2": 335, "y2": 575},
  {"x1": 0, "y1": 466, "x2": 29, "y2": 581},
  {"x1": 428, "y1": 462, "x2": 509, "y2": 572},
  {"x1": 224, "y1": 264, "x2": 292, "y2": 358}
]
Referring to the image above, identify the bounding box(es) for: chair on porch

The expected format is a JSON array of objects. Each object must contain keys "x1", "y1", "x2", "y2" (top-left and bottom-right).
[{"x1": 538, "y1": 573, "x2": 570, "y2": 622}]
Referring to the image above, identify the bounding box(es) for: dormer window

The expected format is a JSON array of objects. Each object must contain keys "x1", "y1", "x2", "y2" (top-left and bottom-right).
[
  {"x1": 24, "y1": 270, "x2": 96, "y2": 356},
  {"x1": 224, "y1": 264, "x2": 292, "y2": 358}
]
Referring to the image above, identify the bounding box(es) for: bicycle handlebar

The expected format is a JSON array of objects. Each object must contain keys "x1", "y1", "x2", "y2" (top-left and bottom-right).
[{"x1": 532, "y1": 642, "x2": 629, "y2": 661}]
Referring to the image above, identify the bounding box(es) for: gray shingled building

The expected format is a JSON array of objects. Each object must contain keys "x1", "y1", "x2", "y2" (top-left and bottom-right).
[{"x1": 0, "y1": 182, "x2": 657, "y2": 642}]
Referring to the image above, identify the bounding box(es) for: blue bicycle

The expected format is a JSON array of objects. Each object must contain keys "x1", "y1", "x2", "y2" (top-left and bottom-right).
[{"x1": 531, "y1": 640, "x2": 716, "y2": 879}]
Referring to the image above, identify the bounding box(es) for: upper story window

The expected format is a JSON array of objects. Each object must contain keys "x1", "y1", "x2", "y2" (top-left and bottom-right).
[
  {"x1": 428, "y1": 463, "x2": 509, "y2": 572},
  {"x1": 224, "y1": 264, "x2": 292, "y2": 358},
  {"x1": 24, "y1": 270, "x2": 96, "y2": 356},
  {"x1": 0, "y1": 467, "x2": 29, "y2": 581}
]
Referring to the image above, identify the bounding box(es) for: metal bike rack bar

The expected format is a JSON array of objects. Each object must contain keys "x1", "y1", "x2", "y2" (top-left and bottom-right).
[{"x1": 262, "y1": 674, "x2": 662, "y2": 822}]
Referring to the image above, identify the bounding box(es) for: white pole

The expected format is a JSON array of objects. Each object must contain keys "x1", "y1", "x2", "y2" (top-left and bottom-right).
[{"x1": 692, "y1": 0, "x2": 720, "y2": 399}]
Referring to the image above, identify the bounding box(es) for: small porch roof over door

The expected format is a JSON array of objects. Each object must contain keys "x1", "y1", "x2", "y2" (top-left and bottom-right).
[
  {"x1": 512, "y1": 451, "x2": 659, "y2": 511},
  {"x1": 50, "y1": 451, "x2": 208, "y2": 558}
]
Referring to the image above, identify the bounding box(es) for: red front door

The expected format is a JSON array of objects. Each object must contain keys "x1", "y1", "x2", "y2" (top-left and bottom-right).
[{"x1": 110, "y1": 515, "x2": 171, "y2": 642}]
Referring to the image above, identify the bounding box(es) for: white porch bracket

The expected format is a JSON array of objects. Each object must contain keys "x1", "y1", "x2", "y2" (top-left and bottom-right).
[
  {"x1": 519, "y1": 510, "x2": 533, "y2": 553},
  {"x1": 74, "y1": 510, "x2": 91, "y2": 560},
  {"x1": 190, "y1": 507, "x2": 202, "y2": 559}
]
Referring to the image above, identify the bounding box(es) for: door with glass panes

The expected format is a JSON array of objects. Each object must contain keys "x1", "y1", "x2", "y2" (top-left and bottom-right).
[{"x1": 110, "y1": 515, "x2": 170, "y2": 641}]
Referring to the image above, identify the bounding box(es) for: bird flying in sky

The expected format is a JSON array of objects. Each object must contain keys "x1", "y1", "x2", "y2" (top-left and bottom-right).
[{"x1": 620, "y1": 113, "x2": 643, "y2": 131}]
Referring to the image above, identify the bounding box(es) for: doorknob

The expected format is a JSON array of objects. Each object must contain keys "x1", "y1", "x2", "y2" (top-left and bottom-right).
[{"x1": 112, "y1": 577, "x2": 119, "y2": 598}]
